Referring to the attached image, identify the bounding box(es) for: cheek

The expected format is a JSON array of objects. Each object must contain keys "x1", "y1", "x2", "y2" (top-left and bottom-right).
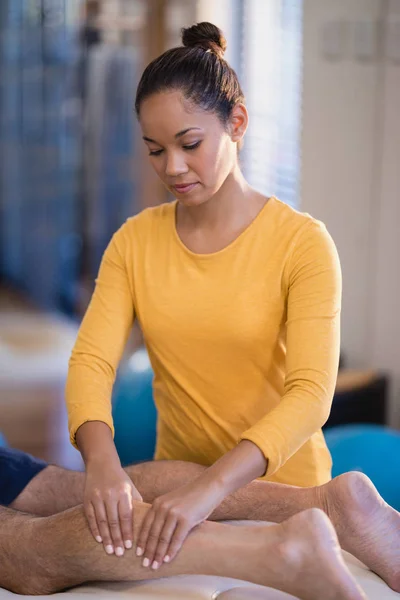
[
  {"x1": 198, "y1": 141, "x2": 228, "y2": 181},
  {"x1": 207, "y1": 141, "x2": 232, "y2": 185},
  {"x1": 149, "y1": 157, "x2": 165, "y2": 178}
]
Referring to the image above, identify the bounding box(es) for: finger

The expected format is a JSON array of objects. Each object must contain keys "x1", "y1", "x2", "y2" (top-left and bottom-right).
[
  {"x1": 151, "y1": 514, "x2": 177, "y2": 569},
  {"x1": 136, "y1": 509, "x2": 155, "y2": 561},
  {"x1": 85, "y1": 502, "x2": 102, "y2": 543},
  {"x1": 118, "y1": 496, "x2": 133, "y2": 550},
  {"x1": 164, "y1": 519, "x2": 190, "y2": 562},
  {"x1": 132, "y1": 488, "x2": 143, "y2": 502},
  {"x1": 105, "y1": 500, "x2": 125, "y2": 557},
  {"x1": 141, "y1": 511, "x2": 167, "y2": 568},
  {"x1": 94, "y1": 501, "x2": 114, "y2": 554}
]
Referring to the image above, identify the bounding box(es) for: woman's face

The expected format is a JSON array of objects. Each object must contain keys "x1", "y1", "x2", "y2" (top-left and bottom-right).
[{"x1": 139, "y1": 90, "x2": 238, "y2": 206}]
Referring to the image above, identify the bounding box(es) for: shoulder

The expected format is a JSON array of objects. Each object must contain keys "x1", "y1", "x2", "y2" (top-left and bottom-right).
[
  {"x1": 100, "y1": 202, "x2": 174, "y2": 269},
  {"x1": 271, "y1": 197, "x2": 337, "y2": 255},
  {"x1": 125, "y1": 201, "x2": 173, "y2": 233},
  {"x1": 113, "y1": 201, "x2": 174, "y2": 247},
  {"x1": 268, "y1": 198, "x2": 341, "y2": 290},
  {"x1": 270, "y1": 197, "x2": 323, "y2": 236}
]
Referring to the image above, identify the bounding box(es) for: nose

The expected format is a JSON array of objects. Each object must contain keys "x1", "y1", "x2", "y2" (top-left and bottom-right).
[{"x1": 165, "y1": 151, "x2": 188, "y2": 178}]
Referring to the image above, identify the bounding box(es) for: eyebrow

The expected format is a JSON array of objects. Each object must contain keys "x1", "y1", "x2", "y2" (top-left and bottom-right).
[{"x1": 142, "y1": 127, "x2": 201, "y2": 144}]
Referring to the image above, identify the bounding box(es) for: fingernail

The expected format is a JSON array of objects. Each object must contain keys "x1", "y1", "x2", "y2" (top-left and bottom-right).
[
  {"x1": 151, "y1": 561, "x2": 159, "y2": 570},
  {"x1": 136, "y1": 547, "x2": 143, "y2": 557},
  {"x1": 95, "y1": 536, "x2": 102, "y2": 543},
  {"x1": 105, "y1": 545, "x2": 114, "y2": 555},
  {"x1": 115, "y1": 547, "x2": 124, "y2": 557},
  {"x1": 142, "y1": 557, "x2": 150, "y2": 568},
  {"x1": 124, "y1": 540, "x2": 132, "y2": 549},
  {"x1": 164, "y1": 555, "x2": 170, "y2": 563}
]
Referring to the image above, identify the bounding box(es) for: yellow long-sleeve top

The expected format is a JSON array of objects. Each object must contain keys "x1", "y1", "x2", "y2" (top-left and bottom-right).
[{"x1": 66, "y1": 196, "x2": 342, "y2": 487}]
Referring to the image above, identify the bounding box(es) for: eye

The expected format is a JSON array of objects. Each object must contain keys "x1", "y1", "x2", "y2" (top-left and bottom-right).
[
  {"x1": 183, "y1": 141, "x2": 201, "y2": 151},
  {"x1": 148, "y1": 141, "x2": 201, "y2": 156}
]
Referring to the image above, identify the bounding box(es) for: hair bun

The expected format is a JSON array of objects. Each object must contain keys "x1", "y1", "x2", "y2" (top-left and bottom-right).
[{"x1": 182, "y1": 22, "x2": 227, "y2": 59}]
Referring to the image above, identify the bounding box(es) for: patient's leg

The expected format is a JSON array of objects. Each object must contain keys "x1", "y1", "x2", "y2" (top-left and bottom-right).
[
  {"x1": 10, "y1": 464, "x2": 84, "y2": 515},
  {"x1": 0, "y1": 504, "x2": 365, "y2": 599},
  {"x1": 134, "y1": 463, "x2": 400, "y2": 592},
  {"x1": 320, "y1": 472, "x2": 400, "y2": 593},
  {"x1": 11, "y1": 459, "x2": 400, "y2": 591},
  {"x1": 11, "y1": 460, "x2": 314, "y2": 522}
]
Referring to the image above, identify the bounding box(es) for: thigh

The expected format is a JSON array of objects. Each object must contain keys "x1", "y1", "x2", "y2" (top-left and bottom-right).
[{"x1": 0, "y1": 446, "x2": 48, "y2": 506}]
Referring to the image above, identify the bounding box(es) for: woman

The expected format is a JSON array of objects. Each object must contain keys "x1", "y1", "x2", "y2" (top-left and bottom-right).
[{"x1": 66, "y1": 22, "x2": 341, "y2": 569}]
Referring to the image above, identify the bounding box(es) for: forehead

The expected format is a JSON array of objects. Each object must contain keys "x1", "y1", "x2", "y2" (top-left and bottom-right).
[{"x1": 139, "y1": 90, "x2": 221, "y2": 140}]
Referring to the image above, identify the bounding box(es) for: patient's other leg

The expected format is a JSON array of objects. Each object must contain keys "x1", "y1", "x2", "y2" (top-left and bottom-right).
[{"x1": 0, "y1": 504, "x2": 365, "y2": 599}]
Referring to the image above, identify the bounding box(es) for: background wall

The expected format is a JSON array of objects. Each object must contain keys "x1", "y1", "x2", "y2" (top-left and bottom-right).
[
  {"x1": 301, "y1": 0, "x2": 400, "y2": 426},
  {"x1": 371, "y1": 0, "x2": 400, "y2": 428}
]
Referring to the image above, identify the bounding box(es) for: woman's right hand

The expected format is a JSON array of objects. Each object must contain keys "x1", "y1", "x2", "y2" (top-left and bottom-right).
[{"x1": 84, "y1": 461, "x2": 143, "y2": 557}]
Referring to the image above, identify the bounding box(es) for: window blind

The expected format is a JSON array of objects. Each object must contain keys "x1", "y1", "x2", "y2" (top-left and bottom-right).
[{"x1": 239, "y1": 0, "x2": 303, "y2": 208}]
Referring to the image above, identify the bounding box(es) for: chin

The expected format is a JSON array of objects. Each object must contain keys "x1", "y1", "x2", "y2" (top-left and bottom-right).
[
  {"x1": 175, "y1": 188, "x2": 211, "y2": 207},
  {"x1": 178, "y1": 195, "x2": 208, "y2": 207}
]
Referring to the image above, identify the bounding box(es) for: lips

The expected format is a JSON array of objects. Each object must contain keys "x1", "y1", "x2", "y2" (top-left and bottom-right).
[{"x1": 173, "y1": 182, "x2": 198, "y2": 194}]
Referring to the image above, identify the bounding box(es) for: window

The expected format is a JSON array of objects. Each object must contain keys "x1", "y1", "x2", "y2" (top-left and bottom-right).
[{"x1": 239, "y1": 0, "x2": 303, "y2": 207}]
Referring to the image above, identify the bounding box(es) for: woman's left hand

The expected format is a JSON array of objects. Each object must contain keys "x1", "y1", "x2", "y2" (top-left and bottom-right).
[{"x1": 136, "y1": 478, "x2": 223, "y2": 569}]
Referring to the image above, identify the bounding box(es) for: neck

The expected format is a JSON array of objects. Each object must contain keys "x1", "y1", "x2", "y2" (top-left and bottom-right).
[{"x1": 177, "y1": 165, "x2": 256, "y2": 230}]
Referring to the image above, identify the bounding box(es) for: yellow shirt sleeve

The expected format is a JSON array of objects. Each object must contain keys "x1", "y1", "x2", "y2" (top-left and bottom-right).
[
  {"x1": 66, "y1": 224, "x2": 135, "y2": 448},
  {"x1": 240, "y1": 220, "x2": 342, "y2": 477}
]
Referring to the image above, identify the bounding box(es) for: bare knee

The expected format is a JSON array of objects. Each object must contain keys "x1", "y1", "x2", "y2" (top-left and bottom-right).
[
  {"x1": 332, "y1": 471, "x2": 375, "y2": 501},
  {"x1": 294, "y1": 507, "x2": 330, "y2": 527}
]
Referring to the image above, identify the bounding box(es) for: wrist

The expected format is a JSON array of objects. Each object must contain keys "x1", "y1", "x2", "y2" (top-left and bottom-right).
[
  {"x1": 201, "y1": 441, "x2": 268, "y2": 497},
  {"x1": 197, "y1": 468, "x2": 229, "y2": 501},
  {"x1": 86, "y1": 451, "x2": 121, "y2": 470}
]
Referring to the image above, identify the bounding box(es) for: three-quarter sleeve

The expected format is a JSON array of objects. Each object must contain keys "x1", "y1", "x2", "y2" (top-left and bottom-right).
[
  {"x1": 240, "y1": 220, "x2": 342, "y2": 477},
  {"x1": 66, "y1": 224, "x2": 135, "y2": 448}
]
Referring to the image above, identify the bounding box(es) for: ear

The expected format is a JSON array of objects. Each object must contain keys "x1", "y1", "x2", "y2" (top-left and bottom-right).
[{"x1": 228, "y1": 103, "x2": 248, "y2": 143}]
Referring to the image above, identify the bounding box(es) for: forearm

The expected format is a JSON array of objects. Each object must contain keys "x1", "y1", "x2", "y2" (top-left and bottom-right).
[
  {"x1": 66, "y1": 226, "x2": 136, "y2": 449},
  {"x1": 66, "y1": 361, "x2": 117, "y2": 449},
  {"x1": 75, "y1": 421, "x2": 121, "y2": 468},
  {"x1": 197, "y1": 440, "x2": 268, "y2": 500},
  {"x1": 240, "y1": 380, "x2": 333, "y2": 478}
]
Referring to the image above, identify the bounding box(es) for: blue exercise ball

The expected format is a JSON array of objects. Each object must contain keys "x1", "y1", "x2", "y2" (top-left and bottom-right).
[
  {"x1": 325, "y1": 424, "x2": 400, "y2": 510},
  {"x1": 0, "y1": 434, "x2": 8, "y2": 448},
  {"x1": 112, "y1": 348, "x2": 157, "y2": 467}
]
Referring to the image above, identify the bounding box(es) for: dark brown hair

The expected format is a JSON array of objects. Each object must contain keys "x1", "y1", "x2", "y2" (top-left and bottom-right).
[{"x1": 135, "y1": 22, "x2": 245, "y2": 126}]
